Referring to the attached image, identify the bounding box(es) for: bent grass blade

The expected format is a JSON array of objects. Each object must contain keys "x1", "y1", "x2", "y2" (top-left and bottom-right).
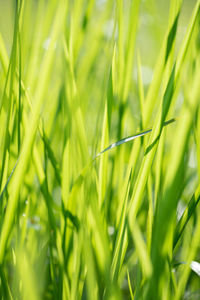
[{"x1": 95, "y1": 118, "x2": 176, "y2": 158}]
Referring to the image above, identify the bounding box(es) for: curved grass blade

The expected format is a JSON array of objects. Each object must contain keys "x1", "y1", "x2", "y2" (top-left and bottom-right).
[{"x1": 95, "y1": 118, "x2": 176, "y2": 158}]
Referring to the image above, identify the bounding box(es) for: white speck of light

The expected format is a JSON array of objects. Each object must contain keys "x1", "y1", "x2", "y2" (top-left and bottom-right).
[
  {"x1": 124, "y1": 137, "x2": 132, "y2": 143},
  {"x1": 134, "y1": 66, "x2": 153, "y2": 85},
  {"x1": 140, "y1": 13, "x2": 153, "y2": 26},
  {"x1": 108, "y1": 226, "x2": 115, "y2": 236},
  {"x1": 176, "y1": 92, "x2": 184, "y2": 110},
  {"x1": 188, "y1": 148, "x2": 196, "y2": 169},
  {"x1": 110, "y1": 143, "x2": 116, "y2": 149},
  {"x1": 177, "y1": 201, "x2": 186, "y2": 221},
  {"x1": 97, "y1": 0, "x2": 107, "y2": 7},
  {"x1": 103, "y1": 19, "x2": 114, "y2": 39},
  {"x1": 43, "y1": 38, "x2": 51, "y2": 50},
  {"x1": 190, "y1": 261, "x2": 200, "y2": 276}
]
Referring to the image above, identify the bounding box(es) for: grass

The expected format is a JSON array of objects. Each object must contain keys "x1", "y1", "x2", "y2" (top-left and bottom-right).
[{"x1": 0, "y1": 0, "x2": 200, "y2": 299}]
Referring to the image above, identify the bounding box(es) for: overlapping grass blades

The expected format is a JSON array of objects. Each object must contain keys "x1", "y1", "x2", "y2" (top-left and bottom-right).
[{"x1": 0, "y1": 0, "x2": 200, "y2": 299}]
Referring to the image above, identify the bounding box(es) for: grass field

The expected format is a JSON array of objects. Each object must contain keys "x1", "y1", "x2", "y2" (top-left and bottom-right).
[{"x1": 0, "y1": 0, "x2": 200, "y2": 299}]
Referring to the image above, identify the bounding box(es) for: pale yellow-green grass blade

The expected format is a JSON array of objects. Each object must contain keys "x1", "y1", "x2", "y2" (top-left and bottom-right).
[
  {"x1": 137, "y1": 52, "x2": 145, "y2": 128},
  {"x1": 87, "y1": 203, "x2": 111, "y2": 277},
  {"x1": 0, "y1": 32, "x2": 9, "y2": 74},
  {"x1": 127, "y1": 269, "x2": 134, "y2": 300},
  {"x1": 129, "y1": 220, "x2": 152, "y2": 278},
  {"x1": 83, "y1": 231, "x2": 99, "y2": 300},
  {"x1": 70, "y1": 229, "x2": 84, "y2": 300},
  {"x1": 122, "y1": 0, "x2": 140, "y2": 103},
  {"x1": 98, "y1": 104, "x2": 109, "y2": 208},
  {"x1": 111, "y1": 177, "x2": 130, "y2": 281},
  {"x1": 116, "y1": 0, "x2": 124, "y2": 96},
  {"x1": 116, "y1": 0, "x2": 140, "y2": 141}
]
